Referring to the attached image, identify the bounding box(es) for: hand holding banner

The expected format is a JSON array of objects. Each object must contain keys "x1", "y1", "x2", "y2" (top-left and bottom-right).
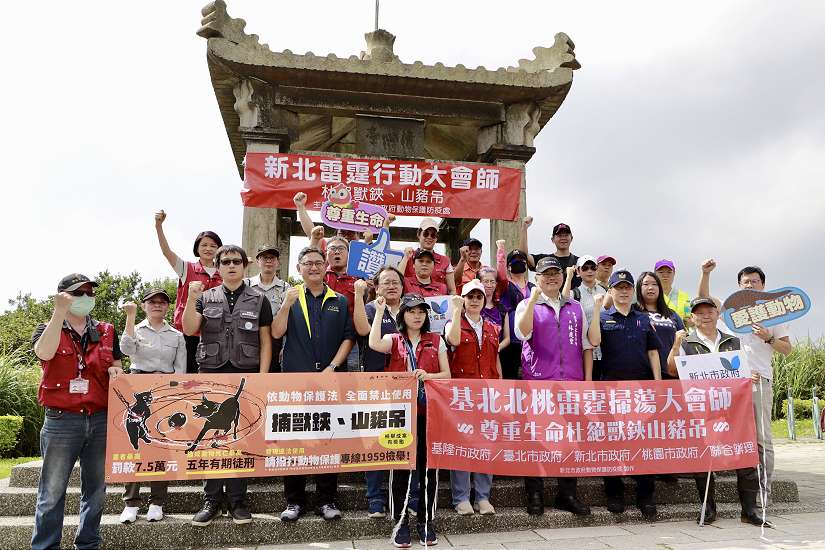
[{"x1": 722, "y1": 286, "x2": 811, "y2": 333}]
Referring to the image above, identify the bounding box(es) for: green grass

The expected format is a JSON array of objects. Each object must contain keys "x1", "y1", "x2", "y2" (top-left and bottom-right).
[
  {"x1": 0, "y1": 456, "x2": 37, "y2": 479},
  {"x1": 771, "y1": 418, "x2": 821, "y2": 439}
]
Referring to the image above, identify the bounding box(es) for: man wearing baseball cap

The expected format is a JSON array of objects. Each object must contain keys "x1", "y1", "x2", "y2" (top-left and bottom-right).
[
  {"x1": 401, "y1": 218, "x2": 457, "y2": 295},
  {"x1": 31, "y1": 274, "x2": 124, "y2": 550},
  {"x1": 595, "y1": 255, "x2": 616, "y2": 292},
  {"x1": 654, "y1": 259, "x2": 692, "y2": 321},
  {"x1": 514, "y1": 257, "x2": 592, "y2": 517},
  {"x1": 519, "y1": 218, "x2": 581, "y2": 289},
  {"x1": 589, "y1": 269, "x2": 661, "y2": 521},
  {"x1": 403, "y1": 248, "x2": 448, "y2": 297},
  {"x1": 453, "y1": 237, "x2": 486, "y2": 294},
  {"x1": 666, "y1": 297, "x2": 767, "y2": 527},
  {"x1": 247, "y1": 244, "x2": 290, "y2": 372}
]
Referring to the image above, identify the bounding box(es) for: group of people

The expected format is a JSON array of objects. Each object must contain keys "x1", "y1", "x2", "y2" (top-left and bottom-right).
[{"x1": 30, "y1": 201, "x2": 790, "y2": 549}]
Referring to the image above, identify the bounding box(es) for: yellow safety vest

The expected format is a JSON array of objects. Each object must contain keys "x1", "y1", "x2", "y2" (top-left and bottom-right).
[
  {"x1": 295, "y1": 284, "x2": 338, "y2": 337},
  {"x1": 665, "y1": 288, "x2": 691, "y2": 320}
]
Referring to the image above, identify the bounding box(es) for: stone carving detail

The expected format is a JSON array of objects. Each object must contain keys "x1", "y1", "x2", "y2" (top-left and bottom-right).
[
  {"x1": 509, "y1": 32, "x2": 581, "y2": 73},
  {"x1": 233, "y1": 80, "x2": 260, "y2": 128},
  {"x1": 197, "y1": 0, "x2": 270, "y2": 53},
  {"x1": 359, "y1": 30, "x2": 400, "y2": 63},
  {"x1": 504, "y1": 103, "x2": 541, "y2": 147}
]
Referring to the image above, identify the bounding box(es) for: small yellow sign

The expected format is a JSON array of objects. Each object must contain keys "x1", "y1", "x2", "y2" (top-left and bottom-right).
[{"x1": 379, "y1": 428, "x2": 412, "y2": 449}]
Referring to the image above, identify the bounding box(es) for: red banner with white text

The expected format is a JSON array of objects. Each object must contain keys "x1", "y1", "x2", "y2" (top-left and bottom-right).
[
  {"x1": 426, "y1": 379, "x2": 757, "y2": 477},
  {"x1": 241, "y1": 152, "x2": 522, "y2": 221}
]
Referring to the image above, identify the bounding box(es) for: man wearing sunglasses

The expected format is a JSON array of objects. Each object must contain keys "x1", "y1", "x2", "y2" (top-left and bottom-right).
[
  {"x1": 182, "y1": 245, "x2": 273, "y2": 527},
  {"x1": 31, "y1": 273, "x2": 124, "y2": 550}
]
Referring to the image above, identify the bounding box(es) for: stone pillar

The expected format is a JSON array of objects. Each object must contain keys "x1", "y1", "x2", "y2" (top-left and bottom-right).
[
  {"x1": 480, "y1": 144, "x2": 535, "y2": 264},
  {"x1": 240, "y1": 127, "x2": 292, "y2": 278}
]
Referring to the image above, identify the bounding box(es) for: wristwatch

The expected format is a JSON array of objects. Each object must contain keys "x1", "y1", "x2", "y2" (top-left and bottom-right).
[{"x1": 327, "y1": 363, "x2": 342, "y2": 372}]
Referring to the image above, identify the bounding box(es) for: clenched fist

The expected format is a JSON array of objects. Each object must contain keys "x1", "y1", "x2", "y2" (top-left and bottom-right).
[
  {"x1": 120, "y1": 301, "x2": 138, "y2": 316},
  {"x1": 154, "y1": 210, "x2": 166, "y2": 226},
  {"x1": 310, "y1": 225, "x2": 325, "y2": 241},
  {"x1": 283, "y1": 286, "x2": 300, "y2": 307},
  {"x1": 54, "y1": 292, "x2": 75, "y2": 313},
  {"x1": 496, "y1": 239, "x2": 506, "y2": 250},
  {"x1": 293, "y1": 192, "x2": 307, "y2": 207},
  {"x1": 188, "y1": 282, "x2": 205, "y2": 301}
]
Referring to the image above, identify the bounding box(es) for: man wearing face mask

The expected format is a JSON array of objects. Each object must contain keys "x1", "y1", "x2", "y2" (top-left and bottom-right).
[
  {"x1": 31, "y1": 274, "x2": 124, "y2": 550},
  {"x1": 498, "y1": 249, "x2": 535, "y2": 380}
]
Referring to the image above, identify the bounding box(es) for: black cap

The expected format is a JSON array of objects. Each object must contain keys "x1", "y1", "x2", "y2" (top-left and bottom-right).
[
  {"x1": 690, "y1": 297, "x2": 717, "y2": 311},
  {"x1": 414, "y1": 248, "x2": 435, "y2": 261},
  {"x1": 57, "y1": 273, "x2": 98, "y2": 293},
  {"x1": 608, "y1": 270, "x2": 634, "y2": 288},
  {"x1": 462, "y1": 237, "x2": 482, "y2": 248},
  {"x1": 400, "y1": 293, "x2": 431, "y2": 310},
  {"x1": 552, "y1": 223, "x2": 572, "y2": 236},
  {"x1": 142, "y1": 288, "x2": 171, "y2": 303},
  {"x1": 255, "y1": 244, "x2": 280, "y2": 258},
  {"x1": 507, "y1": 249, "x2": 528, "y2": 264},
  {"x1": 535, "y1": 256, "x2": 563, "y2": 273}
]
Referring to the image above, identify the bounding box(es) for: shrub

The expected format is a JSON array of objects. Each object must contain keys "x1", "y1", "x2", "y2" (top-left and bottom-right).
[
  {"x1": 0, "y1": 348, "x2": 43, "y2": 456},
  {"x1": 0, "y1": 416, "x2": 24, "y2": 457},
  {"x1": 771, "y1": 338, "x2": 825, "y2": 420},
  {"x1": 777, "y1": 398, "x2": 815, "y2": 419}
]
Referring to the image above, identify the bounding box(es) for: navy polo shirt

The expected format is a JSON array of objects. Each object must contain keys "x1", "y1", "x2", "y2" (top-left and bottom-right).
[
  {"x1": 598, "y1": 306, "x2": 658, "y2": 381},
  {"x1": 363, "y1": 301, "x2": 398, "y2": 372},
  {"x1": 281, "y1": 285, "x2": 354, "y2": 372}
]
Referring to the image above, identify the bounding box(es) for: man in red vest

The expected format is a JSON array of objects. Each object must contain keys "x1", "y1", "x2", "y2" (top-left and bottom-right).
[{"x1": 31, "y1": 273, "x2": 124, "y2": 550}]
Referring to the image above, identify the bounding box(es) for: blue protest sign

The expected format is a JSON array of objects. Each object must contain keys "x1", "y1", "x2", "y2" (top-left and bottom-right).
[
  {"x1": 347, "y1": 228, "x2": 405, "y2": 279},
  {"x1": 722, "y1": 286, "x2": 811, "y2": 334}
]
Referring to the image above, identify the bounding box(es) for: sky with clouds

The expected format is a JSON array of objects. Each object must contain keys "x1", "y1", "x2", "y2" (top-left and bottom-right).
[{"x1": 3, "y1": 1, "x2": 823, "y2": 339}]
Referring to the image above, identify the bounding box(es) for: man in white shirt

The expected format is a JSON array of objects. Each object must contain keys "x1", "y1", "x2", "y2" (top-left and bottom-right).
[{"x1": 247, "y1": 244, "x2": 289, "y2": 372}]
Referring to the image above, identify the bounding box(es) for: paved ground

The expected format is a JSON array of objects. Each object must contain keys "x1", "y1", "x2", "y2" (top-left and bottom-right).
[{"x1": 209, "y1": 440, "x2": 825, "y2": 550}]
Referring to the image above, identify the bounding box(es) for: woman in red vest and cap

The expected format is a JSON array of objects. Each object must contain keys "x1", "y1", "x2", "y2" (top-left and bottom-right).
[
  {"x1": 154, "y1": 210, "x2": 223, "y2": 373},
  {"x1": 444, "y1": 279, "x2": 501, "y2": 517},
  {"x1": 369, "y1": 293, "x2": 450, "y2": 548}
]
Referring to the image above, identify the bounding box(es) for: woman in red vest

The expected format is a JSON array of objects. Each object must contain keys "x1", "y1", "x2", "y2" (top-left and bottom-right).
[
  {"x1": 154, "y1": 210, "x2": 223, "y2": 373},
  {"x1": 444, "y1": 279, "x2": 501, "y2": 517},
  {"x1": 369, "y1": 293, "x2": 449, "y2": 548}
]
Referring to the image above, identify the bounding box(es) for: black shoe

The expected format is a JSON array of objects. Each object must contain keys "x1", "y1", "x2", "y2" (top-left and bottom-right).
[
  {"x1": 606, "y1": 497, "x2": 625, "y2": 514},
  {"x1": 741, "y1": 511, "x2": 773, "y2": 528},
  {"x1": 639, "y1": 503, "x2": 657, "y2": 522},
  {"x1": 191, "y1": 500, "x2": 222, "y2": 527},
  {"x1": 554, "y1": 495, "x2": 591, "y2": 516},
  {"x1": 229, "y1": 502, "x2": 252, "y2": 524},
  {"x1": 697, "y1": 502, "x2": 717, "y2": 525},
  {"x1": 526, "y1": 492, "x2": 544, "y2": 516}
]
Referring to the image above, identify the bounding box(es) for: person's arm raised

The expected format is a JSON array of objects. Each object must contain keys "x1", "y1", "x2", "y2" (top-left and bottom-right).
[{"x1": 154, "y1": 210, "x2": 179, "y2": 270}]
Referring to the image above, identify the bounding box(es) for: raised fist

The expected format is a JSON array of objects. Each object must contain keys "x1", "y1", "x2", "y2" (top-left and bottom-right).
[
  {"x1": 293, "y1": 192, "x2": 307, "y2": 207},
  {"x1": 459, "y1": 246, "x2": 469, "y2": 260},
  {"x1": 593, "y1": 293, "x2": 605, "y2": 306},
  {"x1": 188, "y1": 282, "x2": 204, "y2": 301},
  {"x1": 54, "y1": 292, "x2": 74, "y2": 313},
  {"x1": 566, "y1": 266, "x2": 576, "y2": 278},
  {"x1": 354, "y1": 279, "x2": 368, "y2": 296},
  {"x1": 310, "y1": 225, "x2": 325, "y2": 241},
  {"x1": 154, "y1": 210, "x2": 166, "y2": 226},
  {"x1": 375, "y1": 295, "x2": 387, "y2": 313},
  {"x1": 450, "y1": 294, "x2": 464, "y2": 311},
  {"x1": 674, "y1": 329, "x2": 688, "y2": 344},
  {"x1": 529, "y1": 286, "x2": 541, "y2": 303},
  {"x1": 120, "y1": 301, "x2": 138, "y2": 316},
  {"x1": 283, "y1": 286, "x2": 299, "y2": 307},
  {"x1": 404, "y1": 247, "x2": 415, "y2": 259},
  {"x1": 523, "y1": 216, "x2": 533, "y2": 228},
  {"x1": 701, "y1": 259, "x2": 717, "y2": 274}
]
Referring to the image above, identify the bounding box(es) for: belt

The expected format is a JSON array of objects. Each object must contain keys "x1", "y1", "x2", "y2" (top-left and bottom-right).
[{"x1": 45, "y1": 406, "x2": 105, "y2": 416}]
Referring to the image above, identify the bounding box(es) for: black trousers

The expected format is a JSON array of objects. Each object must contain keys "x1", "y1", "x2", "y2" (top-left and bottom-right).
[
  {"x1": 392, "y1": 413, "x2": 437, "y2": 523},
  {"x1": 184, "y1": 334, "x2": 200, "y2": 374},
  {"x1": 524, "y1": 476, "x2": 577, "y2": 499},
  {"x1": 204, "y1": 478, "x2": 248, "y2": 506},
  {"x1": 592, "y1": 359, "x2": 603, "y2": 381},
  {"x1": 603, "y1": 475, "x2": 655, "y2": 504},
  {"x1": 499, "y1": 343, "x2": 522, "y2": 380},
  {"x1": 694, "y1": 467, "x2": 759, "y2": 509},
  {"x1": 284, "y1": 474, "x2": 338, "y2": 508}
]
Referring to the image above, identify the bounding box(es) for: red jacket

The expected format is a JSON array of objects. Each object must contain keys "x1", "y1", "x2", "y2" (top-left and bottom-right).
[
  {"x1": 325, "y1": 270, "x2": 358, "y2": 317},
  {"x1": 387, "y1": 332, "x2": 442, "y2": 374},
  {"x1": 448, "y1": 315, "x2": 500, "y2": 379},
  {"x1": 173, "y1": 261, "x2": 222, "y2": 331},
  {"x1": 39, "y1": 322, "x2": 115, "y2": 414}
]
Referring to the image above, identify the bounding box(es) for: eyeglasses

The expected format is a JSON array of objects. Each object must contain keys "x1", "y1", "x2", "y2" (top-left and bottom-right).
[
  {"x1": 538, "y1": 271, "x2": 562, "y2": 278},
  {"x1": 580, "y1": 265, "x2": 597, "y2": 272},
  {"x1": 379, "y1": 279, "x2": 402, "y2": 287},
  {"x1": 300, "y1": 261, "x2": 326, "y2": 268},
  {"x1": 327, "y1": 245, "x2": 347, "y2": 253},
  {"x1": 258, "y1": 255, "x2": 277, "y2": 262},
  {"x1": 68, "y1": 289, "x2": 95, "y2": 297},
  {"x1": 219, "y1": 258, "x2": 244, "y2": 266}
]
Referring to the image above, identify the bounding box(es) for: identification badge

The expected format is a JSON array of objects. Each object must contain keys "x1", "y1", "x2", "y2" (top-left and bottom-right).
[{"x1": 69, "y1": 377, "x2": 89, "y2": 394}]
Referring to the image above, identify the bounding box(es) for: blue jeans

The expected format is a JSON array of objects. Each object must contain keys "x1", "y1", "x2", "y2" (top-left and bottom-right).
[
  {"x1": 365, "y1": 470, "x2": 387, "y2": 508},
  {"x1": 32, "y1": 408, "x2": 107, "y2": 550},
  {"x1": 346, "y1": 344, "x2": 361, "y2": 372},
  {"x1": 450, "y1": 471, "x2": 493, "y2": 505}
]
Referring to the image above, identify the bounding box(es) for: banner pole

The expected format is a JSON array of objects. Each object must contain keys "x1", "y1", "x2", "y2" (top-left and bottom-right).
[{"x1": 698, "y1": 470, "x2": 711, "y2": 526}]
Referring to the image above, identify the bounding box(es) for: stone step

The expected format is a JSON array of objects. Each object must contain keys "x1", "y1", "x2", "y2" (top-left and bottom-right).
[
  {"x1": 2, "y1": 501, "x2": 818, "y2": 550},
  {"x1": 0, "y1": 475, "x2": 797, "y2": 517}
]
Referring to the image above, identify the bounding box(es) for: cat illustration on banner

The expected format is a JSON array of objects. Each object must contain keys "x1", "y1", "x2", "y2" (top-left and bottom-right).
[
  {"x1": 186, "y1": 378, "x2": 246, "y2": 452},
  {"x1": 321, "y1": 184, "x2": 389, "y2": 233}
]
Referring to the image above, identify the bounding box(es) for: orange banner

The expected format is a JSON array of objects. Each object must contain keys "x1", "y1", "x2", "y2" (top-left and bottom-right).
[
  {"x1": 425, "y1": 379, "x2": 758, "y2": 477},
  {"x1": 105, "y1": 372, "x2": 417, "y2": 482}
]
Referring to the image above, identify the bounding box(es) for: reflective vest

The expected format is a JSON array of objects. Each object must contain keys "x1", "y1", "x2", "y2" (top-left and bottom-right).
[
  {"x1": 665, "y1": 288, "x2": 692, "y2": 320},
  {"x1": 197, "y1": 285, "x2": 264, "y2": 371},
  {"x1": 387, "y1": 332, "x2": 442, "y2": 374},
  {"x1": 39, "y1": 321, "x2": 115, "y2": 414},
  {"x1": 447, "y1": 315, "x2": 500, "y2": 379},
  {"x1": 173, "y1": 261, "x2": 222, "y2": 331}
]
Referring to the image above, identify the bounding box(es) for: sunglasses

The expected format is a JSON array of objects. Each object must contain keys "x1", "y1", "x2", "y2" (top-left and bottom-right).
[
  {"x1": 580, "y1": 265, "x2": 597, "y2": 272},
  {"x1": 68, "y1": 289, "x2": 95, "y2": 297},
  {"x1": 220, "y1": 258, "x2": 244, "y2": 266}
]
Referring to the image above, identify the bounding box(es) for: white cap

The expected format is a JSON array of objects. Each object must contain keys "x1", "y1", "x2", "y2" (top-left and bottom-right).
[
  {"x1": 419, "y1": 218, "x2": 439, "y2": 231},
  {"x1": 461, "y1": 279, "x2": 486, "y2": 297},
  {"x1": 576, "y1": 255, "x2": 597, "y2": 268}
]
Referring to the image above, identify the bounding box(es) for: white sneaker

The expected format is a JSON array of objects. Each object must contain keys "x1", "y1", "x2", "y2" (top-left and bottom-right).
[
  {"x1": 454, "y1": 500, "x2": 474, "y2": 515},
  {"x1": 120, "y1": 506, "x2": 139, "y2": 524},
  {"x1": 146, "y1": 504, "x2": 164, "y2": 522}
]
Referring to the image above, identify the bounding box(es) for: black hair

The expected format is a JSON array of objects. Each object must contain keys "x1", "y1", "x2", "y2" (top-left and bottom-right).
[
  {"x1": 737, "y1": 266, "x2": 766, "y2": 285},
  {"x1": 297, "y1": 247, "x2": 325, "y2": 263},
  {"x1": 396, "y1": 302, "x2": 431, "y2": 336},
  {"x1": 215, "y1": 245, "x2": 249, "y2": 267},
  {"x1": 634, "y1": 271, "x2": 675, "y2": 318},
  {"x1": 193, "y1": 231, "x2": 223, "y2": 257}
]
